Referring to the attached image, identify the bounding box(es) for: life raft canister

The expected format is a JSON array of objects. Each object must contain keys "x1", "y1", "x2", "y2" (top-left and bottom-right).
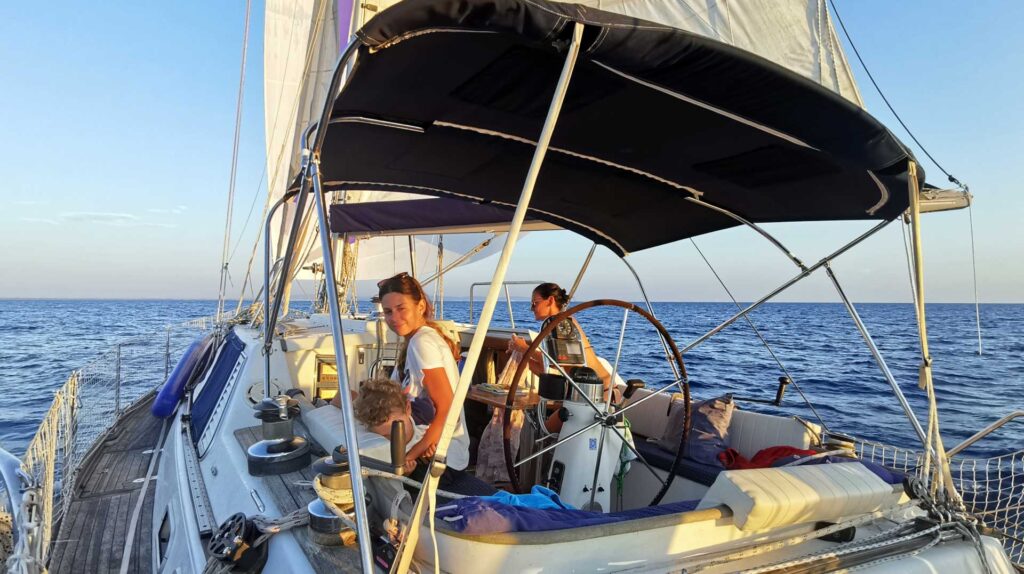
[{"x1": 152, "y1": 334, "x2": 217, "y2": 418}]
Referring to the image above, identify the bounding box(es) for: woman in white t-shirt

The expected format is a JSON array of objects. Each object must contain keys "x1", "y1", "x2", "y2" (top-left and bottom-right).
[{"x1": 377, "y1": 272, "x2": 470, "y2": 472}]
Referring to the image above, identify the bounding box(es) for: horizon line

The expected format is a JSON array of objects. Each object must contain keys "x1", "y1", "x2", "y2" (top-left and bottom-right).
[{"x1": 0, "y1": 297, "x2": 1020, "y2": 305}]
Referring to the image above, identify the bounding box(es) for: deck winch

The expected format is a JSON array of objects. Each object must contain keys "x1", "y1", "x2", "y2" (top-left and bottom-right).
[
  {"x1": 307, "y1": 446, "x2": 357, "y2": 546},
  {"x1": 245, "y1": 395, "x2": 311, "y2": 476}
]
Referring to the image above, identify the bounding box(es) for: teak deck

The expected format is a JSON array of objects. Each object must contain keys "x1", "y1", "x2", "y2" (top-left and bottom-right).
[
  {"x1": 47, "y1": 397, "x2": 364, "y2": 573},
  {"x1": 233, "y1": 426, "x2": 362, "y2": 572},
  {"x1": 49, "y1": 396, "x2": 162, "y2": 573}
]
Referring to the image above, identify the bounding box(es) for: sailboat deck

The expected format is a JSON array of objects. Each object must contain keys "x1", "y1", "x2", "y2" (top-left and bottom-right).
[
  {"x1": 234, "y1": 426, "x2": 363, "y2": 572},
  {"x1": 49, "y1": 396, "x2": 162, "y2": 573}
]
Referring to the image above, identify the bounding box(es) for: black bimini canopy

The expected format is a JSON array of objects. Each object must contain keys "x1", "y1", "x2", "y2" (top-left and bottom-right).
[{"x1": 315, "y1": 0, "x2": 923, "y2": 256}]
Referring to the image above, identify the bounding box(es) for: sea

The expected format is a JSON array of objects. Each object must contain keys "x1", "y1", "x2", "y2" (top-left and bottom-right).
[{"x1": 1, "y1": 299, "x2": 1021, "y2": 460}]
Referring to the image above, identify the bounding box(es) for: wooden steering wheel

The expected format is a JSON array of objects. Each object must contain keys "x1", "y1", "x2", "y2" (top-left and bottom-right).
[{"x1": 501, "y1": 299, "x2": 690, "y2": 507}]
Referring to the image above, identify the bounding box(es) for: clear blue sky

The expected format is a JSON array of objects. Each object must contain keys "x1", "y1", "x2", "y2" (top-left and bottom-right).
[{"x1": 0, "y1": 1, "x2": 1020, "y2": 302}]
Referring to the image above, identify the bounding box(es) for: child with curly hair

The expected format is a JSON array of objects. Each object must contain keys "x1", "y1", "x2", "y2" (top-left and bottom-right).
[{"x1": 353, "y1": 377, "x2": 424, "y2": 474}]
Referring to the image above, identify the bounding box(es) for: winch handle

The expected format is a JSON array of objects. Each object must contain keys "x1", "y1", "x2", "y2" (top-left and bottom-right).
[{"x1": 390, "y1": 420, "x2": 406, "y2": 476}]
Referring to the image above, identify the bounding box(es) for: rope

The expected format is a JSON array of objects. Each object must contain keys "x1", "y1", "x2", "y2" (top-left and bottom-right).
[
  {"x1": 689, "y1": 239, "x2": 830, "y2": 431},
  {"x1": 118, "y1": 419, "x2": 169, "y2": 574},
  {"x1": 216, "y1": 0, "x2": 253, "y2": 322},
  {"x1": 685, "y1": 503, "x2": 918, "y2": 571},
  {"x1": 827, "y1": 0, "x2": 965, "y2": 189},
  {"x1": 741, "y1": 522, "x2": 943, "y2": 574},
  {"x1": 251, "y1": 508, "x2": 310, "y2": 548},
  {"x1": 967, "y1": 200, "x2": 983, "y2": 355}
]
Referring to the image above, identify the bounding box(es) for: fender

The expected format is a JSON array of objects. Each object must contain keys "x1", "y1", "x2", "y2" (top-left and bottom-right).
[{"x1": 152, "y1": 334, "x2": 216, "y2": 418}]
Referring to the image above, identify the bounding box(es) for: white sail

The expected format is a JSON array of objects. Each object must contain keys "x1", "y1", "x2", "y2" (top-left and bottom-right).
[
  {"x1": 264, "y1": 0, "x2": 340, "y2": 260},
  {"x1": 577, "y1": 0, "x2": 863, "y2": 107}
]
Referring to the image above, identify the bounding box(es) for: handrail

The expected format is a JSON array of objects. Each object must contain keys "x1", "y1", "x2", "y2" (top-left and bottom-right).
[
  {"x1": 947, "y1": 410, "x2": 1024, "y2": 457},
  {"x1": 468, "y1": 280, "x2": 544, "y2": 323}
]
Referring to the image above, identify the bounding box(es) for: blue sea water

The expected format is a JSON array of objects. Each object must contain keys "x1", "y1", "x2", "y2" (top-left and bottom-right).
[{"x1": 0, "y1": 299, "x2": 1021, "y2": 459}]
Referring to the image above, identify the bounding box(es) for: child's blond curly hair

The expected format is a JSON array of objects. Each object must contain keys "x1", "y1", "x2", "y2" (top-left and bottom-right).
[{"x1": 354, "y1": 377, "x2": 408, "y2": 428}]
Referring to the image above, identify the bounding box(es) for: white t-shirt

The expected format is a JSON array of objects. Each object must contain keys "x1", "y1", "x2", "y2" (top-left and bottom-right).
[{"x1": 391, "y1": 327, "x2": 470, "y2": 471}]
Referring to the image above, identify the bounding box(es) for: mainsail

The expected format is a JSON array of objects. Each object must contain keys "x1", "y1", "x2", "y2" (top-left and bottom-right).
[{"x1": 576, "y1": 0, "x2": 863, "y2": 106}]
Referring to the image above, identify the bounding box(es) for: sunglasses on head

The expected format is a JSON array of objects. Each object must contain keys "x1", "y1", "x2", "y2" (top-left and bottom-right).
[{"x1": 377, "y1": 271, "x2": 410, "y2": 289}]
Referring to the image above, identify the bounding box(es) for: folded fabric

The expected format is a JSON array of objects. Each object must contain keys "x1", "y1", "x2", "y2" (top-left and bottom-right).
[
  {"x1": 482, "y1": 485, "x2": 573, "y2": 510},
  {"x1": 717, "y1": 448, "x2": 906, "y2": 486},
  {"x1": 718, "y1": 446, "x2": 817, "y2": 469},
  {"x1": 657, "y1": 394, "x2": 734, "y2": 468},
  {"x1": 435, "y1": 497, "x2": 700, "y2": 534}
]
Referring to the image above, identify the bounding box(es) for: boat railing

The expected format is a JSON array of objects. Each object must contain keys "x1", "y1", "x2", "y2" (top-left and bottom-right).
[
  {"x1": 855, "y1": 435, "x2": 1024, "y2": 565},
  {"x1": 948, "y1": 411, "x2": 1024, "y2": 458},
  {"x1": 15, "y1": 316, "x2": 216, "y2": 567}
]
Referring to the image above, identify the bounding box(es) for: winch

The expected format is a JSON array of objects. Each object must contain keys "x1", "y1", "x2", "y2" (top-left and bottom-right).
[{"x1": 245, "y1": 395, "x2": 311, "y2": 476}]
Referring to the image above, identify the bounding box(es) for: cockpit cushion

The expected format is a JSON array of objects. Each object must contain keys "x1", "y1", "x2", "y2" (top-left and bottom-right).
[
  {"x1": 300, "y1": 404, "x2": 392, "y2": 459},
  {"x1": 696, "y1": 462, "x2": 903, "y2": 531},
  {"x1": 435, "y1": 497, "x2": 700, "y2": 534},
  {"x1": 656, "y1": 394, "x2": 734, "y2": 467},
  {"x1": 635, "y1": 439, "x2": 724, "y2": 485}
]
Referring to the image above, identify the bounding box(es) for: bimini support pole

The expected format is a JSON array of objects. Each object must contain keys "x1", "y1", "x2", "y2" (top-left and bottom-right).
[
  {"x1": 310, "y1": 159, "x2": 376, "y2": 568},
  {"x1": 302, "y1": 36, "x2": 377, "y2": 572},
  {"x1": 567, "y1": 242, "x2": 597, "y2": 303},
  {"x1": 391, "y1": 22, "x2": 586, "y2": 574},
  {"x1": 907, "y1": 161, "x2": 959, "y2": 500},
  {"x1": 824, "y1": 263, "x2": 929, "y2": 448},
  {"x1": 682, "y1": 219, "x2": 891, "y2": 354},
  {"x1": 621, "y1": 256, "x2": 680, "y2": 381}
]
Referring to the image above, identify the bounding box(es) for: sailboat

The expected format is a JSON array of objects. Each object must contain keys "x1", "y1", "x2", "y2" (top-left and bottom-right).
[{"x1": 2, "y1": 0, "x2": 1019, "y2": 573}]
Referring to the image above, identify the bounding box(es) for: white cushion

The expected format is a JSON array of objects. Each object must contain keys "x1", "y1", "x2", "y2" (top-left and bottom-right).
[
  {"x1": 620, "y1": 389, "x2": 820, "y2": 457},
  {"x1": 301, "y1": 404, "x2": 392, "y2": 461},
  {"x1": 729, "y1": 410, "x2": 819, "y2": 458},
  {"x1": 697, "y1": 462, "x2": 902, "y2": 531}
]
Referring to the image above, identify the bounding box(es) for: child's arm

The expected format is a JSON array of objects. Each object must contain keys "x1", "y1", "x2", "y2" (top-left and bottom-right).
[{"x1": 405, "y1": 367, "x2": 453, "y2": 462}]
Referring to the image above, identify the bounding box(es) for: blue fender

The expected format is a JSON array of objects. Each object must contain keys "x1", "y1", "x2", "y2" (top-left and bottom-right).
[{"x1": 152, "y1": 334, "x2": 217, "y2": 418}]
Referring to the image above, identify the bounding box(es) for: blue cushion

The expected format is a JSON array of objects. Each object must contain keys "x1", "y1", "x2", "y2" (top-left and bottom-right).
[
  {"x1": 635, "y1": 439, "x2": 724, "y2": 485},
  {"x1": 435, "y1": 497, "x2": 700, "y2": 534},
  {"x1": 655, "y1": 394, "x2": 733, "y2": 468}
]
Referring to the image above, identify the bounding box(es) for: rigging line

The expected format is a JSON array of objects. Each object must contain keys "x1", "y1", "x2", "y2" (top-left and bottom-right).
[
  {"x1": 217, "y1": 0, "x2": 252, "y2": 321},
  {"x1": 227, "y1": 167, "x2": 267, "y2": 263},
  {"x1": 827, "y1": 0, "x2": 964, "y2": 188},
  {"x1": 967, "y1": 200, "x2": 983, "y2": 354},
  {"x1": 900, "y1": 219, "x2": 919, "y2": 306},
  {"x1": 689, "y1": 239, "x2": 830, "y2": 432}
]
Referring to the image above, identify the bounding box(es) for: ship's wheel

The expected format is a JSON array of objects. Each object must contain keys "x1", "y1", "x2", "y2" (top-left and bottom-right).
[{"x1": 502, "y1": 299, "x2": 691, "y2": 507}]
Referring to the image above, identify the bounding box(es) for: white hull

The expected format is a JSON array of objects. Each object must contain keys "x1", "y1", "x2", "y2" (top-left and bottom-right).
[{"x1": 143, "y1": 317, "x2": 1016, "y2": 573}]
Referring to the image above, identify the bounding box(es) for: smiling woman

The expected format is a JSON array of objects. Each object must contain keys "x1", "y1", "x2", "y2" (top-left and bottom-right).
[{"x1": 375, "y1": 272, "x2": 470, "y2": 471}]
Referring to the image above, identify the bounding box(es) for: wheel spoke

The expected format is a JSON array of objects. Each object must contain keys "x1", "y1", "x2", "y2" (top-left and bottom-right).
[
  {"x1": 612, "y1": 376, "x2": 686, "y2": 420},
  {"x1": 607, "y1": 309, "x2": 629, "y2": 409},
  {"x1": 513, "y1": 416, "x2": 604, "y2": 467},
  {"x1": 588, "y1": 425, "x2": 608, "y2": 509}
]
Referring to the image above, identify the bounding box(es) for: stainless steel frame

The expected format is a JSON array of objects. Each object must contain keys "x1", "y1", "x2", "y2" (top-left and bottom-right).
[
  {"x1": 468, "y1": 280, "x2": 544, "y2": 322},
  {"x1": 948, "y1": 411, "x2": 1024, "y2": 457}
]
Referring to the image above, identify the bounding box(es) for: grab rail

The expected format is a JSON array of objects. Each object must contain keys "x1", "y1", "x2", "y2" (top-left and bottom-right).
[{"x1": 948, "y1": 411, "x2": 1024, "y2": 457}]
